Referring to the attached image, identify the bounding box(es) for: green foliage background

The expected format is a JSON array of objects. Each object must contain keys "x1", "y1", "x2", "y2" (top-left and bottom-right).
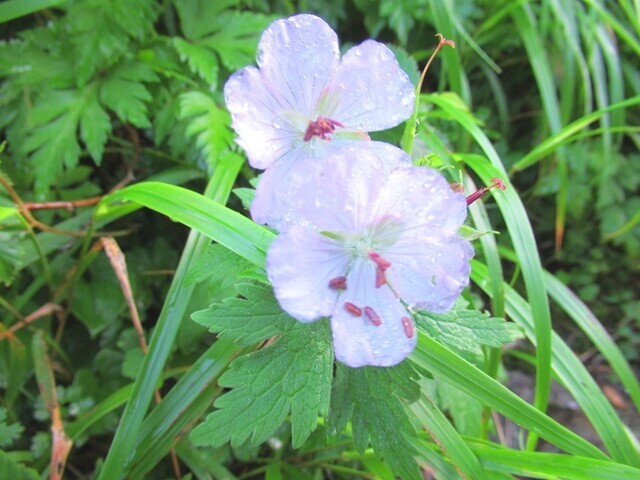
[{"x1": 0, "y1": 0, "x2": 638, "y2": 478}]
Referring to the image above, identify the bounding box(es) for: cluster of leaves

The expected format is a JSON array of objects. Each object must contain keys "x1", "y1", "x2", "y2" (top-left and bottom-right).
[{"x1": 1, "y1": 0, "x2": 639, "y2": 479}]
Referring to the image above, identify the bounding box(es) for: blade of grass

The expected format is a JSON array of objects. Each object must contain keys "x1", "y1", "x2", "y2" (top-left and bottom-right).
[
  {"x1": 499, "y1": 247, "x2": 640, "y2": 415},
  {"x1": 511, "y1": 96, "x2": 640, "y2": 171},
  {"x1": 468, "y1": 441, "x2": 640, "y2": 479},
  {"x1": 126, "y1": 340, "x2": 241, "y2": 477},
  {"x1": 0, "y1": 0, "x2": 67, "y2": 23},
  {"x1": 410, "y1": 333, "x2": 607, "y2": 460},
  {"x1": 97, "y1": 156, "x2": 248, "y2": 480},
  {"x1": 472, "y1": 260, "x2": 640, "y2": 466},
  {"x1": 408, "y1": 395, "x2": 488, "y2": 480},
  {"x1": 441, "y1": 140, "x2": 552, "y2": 443}
]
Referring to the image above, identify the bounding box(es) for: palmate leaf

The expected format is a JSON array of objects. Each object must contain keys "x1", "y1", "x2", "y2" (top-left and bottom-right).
[
  {"x1": 192, "y1": 280, "x2": 296, "y2": 346},
  {"x1": 191, "y1": 281, "x2": 333, "y2": 448},
  {"x1": 415, "y1": 298, "x2": 523, "y2": 356},
  {"x1": 172, "y1": 0, "x2": 272, "y2": 85},
  {"x1": 0, "y1": 408, "x2": 24, "y2": 448},
  {"x1": 100, "y1": 61, "x2": 159, "y2": 129},
  {"x1": 0, "y1": 450, "x2": 38, "y2": 480},
  {"x1": 200, "y1": 11, "x2": 275, "y2": 71},
  {"x1": 172, "y1": 38, "x2": 219, "y2": 84},
  {"x1": 179, "y1": 91, "x2": 234, "y2": 167},
  {"x1": 21, "y1": 85, "x2": 112, "y2": 192},
  {"x1": 66, "y1": 0, "x2": 158, "y2": 85},
  {"x1": 0, "y1": 207, "x2": 25, "y2": 287},
  {"x1": 327, "y1": 363, "x2": 422, "y2": 480}
]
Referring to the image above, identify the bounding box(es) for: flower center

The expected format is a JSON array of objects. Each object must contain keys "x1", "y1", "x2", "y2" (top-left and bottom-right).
[{"x1": 303, "y1": 116, "x2": 344, "y2": 142}]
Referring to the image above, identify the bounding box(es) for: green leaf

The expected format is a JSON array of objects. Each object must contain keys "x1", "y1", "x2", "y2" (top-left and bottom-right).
[
  {"x1": 415, "y1": 298, "x2": 523, "y2": 356},
  {"x1": 0, "y1": 450, "x2": 38, "y2": 480},
  {"x1": 327, "y1": 363, "x2": 422, "y2": 480},
  {"x1": 173, "y1": 0, "x2": 238, "y2": 40},
  {"x1": 79, "y1": 91, "x2": 111, "y2": 163},
  {"x1": 184, "y1": 243, "x2": 253, "y2": 287},
  {"x1": 22, "y1": 89, "x2": 82, "y2": 192},
  {"x1": 190, "y1": 318, "x2": 333, "y2": 449},
  {"x1": 179, "y1": 91, "x2": 234, "y2": 167},
  {"x1": 0, "y1": 213, "x2": 24, "y2": 286},
  {"x1": 199, "y1": 12, "x2": 274, "y2": 71},
  {"x1": 172, "y1": 37, "x2": 219, "y2": 85},
  {"x1": 0, "y1": 408, "x2": 24, "y2": 448},
  {"x1": 100, "y1": 61, "x2": 158, "y2": 128},
  {"x1": 192, "y1": 280, "x2": 296, "y2": 347},
  {"x1": 66, "y1": 0, "x2": 157, "y2": 84},
  {"x1": 0, "y1": 0, "x2": 67, "y2": 23}
]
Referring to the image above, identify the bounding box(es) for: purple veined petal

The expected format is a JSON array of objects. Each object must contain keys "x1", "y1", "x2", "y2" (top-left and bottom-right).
[
  {"x1": 267, "y1": 226, "x2": 349, "y2": 322},
  {"x1": 384, "y1": 236, "x2": 474, "y2": 313},
  {"x1": 318, "y1": 40, "x2": 415, "y2": 131},
  {"x1": 224, "y1": 67, "x2": 302, "y2": 169},
  {"x1": 251, "y1": 141, "x2": 412, "y2": 231},
  {"x1": 331, "y1": 259, "x2": 416, "y2": 367},
  {"x1": 373, "y1": 166, "x2": 468, "y2": 237},
  {"x1": 258, "y1": 14, "x2": 340, "y2": 119}
]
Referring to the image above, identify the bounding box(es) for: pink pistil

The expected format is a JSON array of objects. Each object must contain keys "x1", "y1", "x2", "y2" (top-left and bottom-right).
[
  {"x1": 303, "y1": 117, "x2": 345, "y2": 141},
  {"x1": 465, "y1": 178, "x2": 506, "y2": 206},
  {"x1": 364, "y1": 306, "x2": 382, "y2": 326},
  {"x1": 401, "y1": 316, "x2": 414, "y2": 338},
  {"x1": 344, "y1": 302, "x2": 362, "y2": 317},
  {"x1": 369, "y1": 252, "x2": 392, "y2": 288},
  {"x1": 329, "y1": 276, "x2": 347, "y2": 290}
]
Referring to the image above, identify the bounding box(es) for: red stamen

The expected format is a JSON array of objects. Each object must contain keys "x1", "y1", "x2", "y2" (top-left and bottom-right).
[
  {"x1": 329, "y1": 276, "x2": 347, "y2": 290},
  {"x1": 401, "y1": 316, "x2": 414, "y2": 338},
  {"x1": 369, "y1": 252, "x2": 392, "y2": 288},
  {"x1": 369, "y1": 252, "x2": 392, "y2": 270},
  {"x1": 344, "y1": 302, "x2": 362, "y2": 317},
  {"x1": 465, "y1": 178, "x2": 507, "y2": 206},
  {"x1": 364, "y1": 306, "x2": 382, "y2": 326},
  {"x1": 303, "y1": 117, "x2": 344, "y2": 141}
]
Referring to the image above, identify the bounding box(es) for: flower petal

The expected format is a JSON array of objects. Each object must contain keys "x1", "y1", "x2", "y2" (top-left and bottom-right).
[
  {"x1": 267, "y1": 226, "x2": 349, "y2": 322},
  {"x1": 319, "y1": 40, "x2": 415, "y2": 131},
  {"x1": 375, "y1": 166, "x2": 468, "y2": 236},
  {"x1": 224, "y1": 66, "x2": 301, "y2": 169},
  {"x1": 385, "y1": 236, "x2": 473, "y2": 313},
  {"x1": 258, "y1": 14, "x2": 340, "y2": 119},
  {"x1": 331, "y1": 260, "x2": 416, "y2": 367},
  {"x1": 251, "y1": 142, "x2": 411, "y2": 230}
]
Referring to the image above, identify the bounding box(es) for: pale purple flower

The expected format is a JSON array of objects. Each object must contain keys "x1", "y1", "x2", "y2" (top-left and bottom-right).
[
  {"x1": 266, "y1": 143, "x2": 473, "y2": 367},
  {"x1": 223, "y1": 14, "x2": 415, "y2": 227}
]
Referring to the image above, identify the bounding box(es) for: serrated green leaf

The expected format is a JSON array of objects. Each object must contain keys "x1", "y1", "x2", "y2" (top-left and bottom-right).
[
  {"x1": 0, "y1": 213, "x2": 24, "y2": 286},
  {"x1": 0, "y1": 450, "x2": 38, "y2": 480},
  {"x1": 327, "y1": 363, "x2": 422, "y2": 480},
  {"x1": 79, "y1": 89, "x2": 111, "y2": 163},
  {"x1": 192, "y1": 280, "x2": 296, "y2": 346},
  {"x1": 173, "y1": 0, "x2": 239, "y2": 40},
  {"x1": 172, "y1": 37, "x2": 219, "y2": 85},
  {"x1": 190, "y1": 318, "x2": 333, "y2": 448},
  {"x1": 67, "y1": 0, "x2": 157, "y2": 84},
  {"x1": 200, "y1": 12, "x2": 273, "y2": 71},
  {"x1": 232, "y1": 187, "x2": 255, "y2": 211},
  {"x1": 179, "y1": 91, "x2": 234, "y2": 167},
  {"x1": 100, "y1": 61, "x2": 158, "y2": 128},
  {"x1": 0, "y1": 408, "x2": 24, "y2": 448},
  {"x1": 415, "y1": 298, "x2": 523, "y2": 356},
  {"x1": 22, "y1": 89, "x2": 83, "y2": 192},
  {"x1": 184, "y1": 243, "x2": 253, "y2": 287}
]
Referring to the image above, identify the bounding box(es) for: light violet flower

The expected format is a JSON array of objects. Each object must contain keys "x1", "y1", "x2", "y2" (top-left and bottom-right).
[
  {"x1": 266, "y1": 143, "x2": 473, "y2": 367},
  {"x1": 223, "y1": 14, "x2": 415, "y2": 227}
]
